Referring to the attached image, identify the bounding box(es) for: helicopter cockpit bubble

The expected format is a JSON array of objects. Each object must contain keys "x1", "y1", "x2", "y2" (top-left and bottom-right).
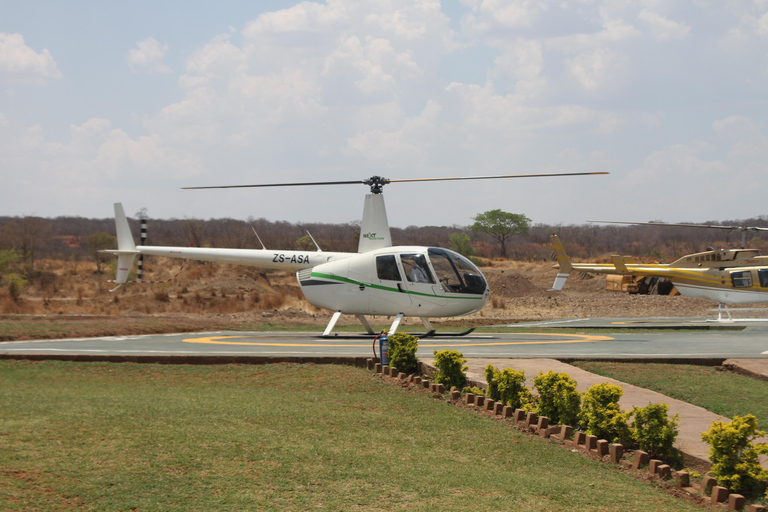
[{"x1": 427, "y1": 248, "x2": 487, "y2": 295}]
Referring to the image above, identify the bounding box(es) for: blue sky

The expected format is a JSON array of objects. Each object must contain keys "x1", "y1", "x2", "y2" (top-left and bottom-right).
[{"x1": 1, "y1": 1, "x2": 767, "y2": 228}]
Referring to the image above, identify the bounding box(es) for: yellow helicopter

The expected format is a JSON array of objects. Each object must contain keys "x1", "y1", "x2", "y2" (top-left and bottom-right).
[
  {"x1": 106, "y1": 172, "x2": 607, "y2": 337},
  {"x1": 550, "y1": 221, "x2": 768, "y2": 321}
]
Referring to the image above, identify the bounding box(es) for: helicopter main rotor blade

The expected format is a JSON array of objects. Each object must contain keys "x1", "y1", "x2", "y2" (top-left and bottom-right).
[
  {"x1": 388, "y1": 171, "x2": 609, "y2": 184},
  {"x1": 182, "y1": 179, "x2": 366, "y2": 190},
  {"x1": 183, "y1": 171, "x2": 609, "y2": 191},
  {"x1": 587, "y1": 220, "x2": 768, "y2": 232}
]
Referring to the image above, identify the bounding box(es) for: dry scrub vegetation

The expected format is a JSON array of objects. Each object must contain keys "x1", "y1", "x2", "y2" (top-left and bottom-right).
[
  {"x1": 3, "y1": 211, "x2": 768, "y2": 339},
  {"x1": 1, "y1": 254, "x2": 729, "y2": 339}
]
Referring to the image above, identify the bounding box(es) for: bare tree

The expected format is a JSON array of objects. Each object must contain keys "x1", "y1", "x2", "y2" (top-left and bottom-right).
[
  {"x1": 182, "y1": 217, "x2": 206, "y2": 247},
  {"x1": 3, "y1": 216, "x2": 50, "y2": 274}
]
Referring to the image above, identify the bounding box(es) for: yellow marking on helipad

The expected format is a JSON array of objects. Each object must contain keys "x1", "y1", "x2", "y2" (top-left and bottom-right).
[{"x1": 183, "y1": 333, "x2": 612, "y2": 347}]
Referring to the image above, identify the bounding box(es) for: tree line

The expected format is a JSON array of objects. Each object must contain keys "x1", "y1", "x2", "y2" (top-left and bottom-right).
[{"x1": 1, "y1": 211, "x2": 768, "y2": 278}]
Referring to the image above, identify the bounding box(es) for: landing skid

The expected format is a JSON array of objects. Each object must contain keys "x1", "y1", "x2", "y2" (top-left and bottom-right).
[
  {"x1": 321, "y1": 327, "x2": 475, "y2": 339},
  {"x1": 706, "y1": 303, "x2": 768, "y2": 323},
  {"x1": 320, "y1": 311, "x2": 478, "y2": 338},
  {"x1": 419, "y1": 327, "x2": 476, "y2": 338}
]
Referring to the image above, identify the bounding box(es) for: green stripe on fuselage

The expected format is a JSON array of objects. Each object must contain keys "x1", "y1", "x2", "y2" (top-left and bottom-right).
[{"x1": 310, "y1": 272, "x2": 484, "y2": 300}]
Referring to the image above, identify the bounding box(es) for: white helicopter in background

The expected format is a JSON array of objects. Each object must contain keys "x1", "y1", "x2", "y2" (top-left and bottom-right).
[
  {"x1": 550, "y1": 220, "x2": 768, "y2": 321},
  {"x1": 108, "y1": 172, "x2": 607, "y2": 337}
]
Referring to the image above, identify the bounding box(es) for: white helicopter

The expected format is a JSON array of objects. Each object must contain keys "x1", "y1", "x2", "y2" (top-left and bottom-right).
[{"x1": 107, "y1": 172, "x2": 607, "y2": 336}]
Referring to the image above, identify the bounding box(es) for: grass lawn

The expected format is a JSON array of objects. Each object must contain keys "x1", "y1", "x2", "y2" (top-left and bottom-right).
[
  {"x1": 0, "y1": 361, "x2": 702, "y2": 511},
  {"x1": 570, "y1": 361, "x2": 768, "y2": 429}
]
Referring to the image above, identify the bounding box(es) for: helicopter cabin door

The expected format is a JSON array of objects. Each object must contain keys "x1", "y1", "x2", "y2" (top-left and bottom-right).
[
  {"x1": 369, "y1": 254, "x2": 412, "y2": 315},
  {"x1": 399, "y1": 253, "x2": 446, "y2": 306},
  {"x1": 370, "y1": 254, "x2": 411, "y2": 316}
]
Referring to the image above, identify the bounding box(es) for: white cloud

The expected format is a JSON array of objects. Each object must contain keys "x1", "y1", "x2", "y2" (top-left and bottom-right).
[
  {"x1": 0, "y1": 33, "x2": 62, "y2": 84},
  {"x1": 491, "y1": 39, "x2": 543, "y2": 81},
  {"x1": 460, "y1": 0, "x2": 548, "y2": 32},
  {"x1": 244, "y1": 0, "x2": 348, "y2": 34},
  {"x1": 342, "y1": 99, "x2": 442, "y2": 161},
  {"x1": 0, "y1": 114, "x2": 208, "y2": 217},
  {"x1": 601, "y1": 117, "x2": 768, "y2": 223},
  {"x1": 185, "y1": 34, "x2": 244, "y2": 79},
  {"x1": 546, "y1": 12, "x2": 641, "y2": 53},
  {"x1": 3, "y1": 1, "x2": 768, "y2": 227},
  {"x1": 638, "y1": 9, "x2": 691, "y2": 40},
  {"x1": 127, "y1": 37, "x2": 172, "y2": 73},
  {"x1": 759, "y1": 11, "x2": 768, "y2": 36},
  {"x1": 567, "y1": 47, "x2": 627, "y2": 91}
]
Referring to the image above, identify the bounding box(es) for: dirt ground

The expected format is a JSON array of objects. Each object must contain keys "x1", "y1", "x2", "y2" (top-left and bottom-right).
[
  {"x1": 478, "y1": 260, "x2": 718, "y2": 322},
  {"x1": 2, "y1": 256, "x2": 749, "y2": 341}
]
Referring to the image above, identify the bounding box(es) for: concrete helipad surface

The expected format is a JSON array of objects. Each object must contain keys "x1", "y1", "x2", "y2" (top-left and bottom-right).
[{"x1": 1, "y1": 320, "x2": 768, "y2": 360}]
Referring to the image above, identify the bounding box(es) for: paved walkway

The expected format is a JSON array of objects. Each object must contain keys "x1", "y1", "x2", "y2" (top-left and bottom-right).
[{"x1": 422, "y1": 358, "x2": 768, "y2": 465}]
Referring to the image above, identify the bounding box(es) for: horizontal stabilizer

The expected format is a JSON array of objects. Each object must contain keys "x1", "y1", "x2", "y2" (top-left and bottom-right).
[{"x1": 610, "y1": 255, "x2": 627, "y2": 272}]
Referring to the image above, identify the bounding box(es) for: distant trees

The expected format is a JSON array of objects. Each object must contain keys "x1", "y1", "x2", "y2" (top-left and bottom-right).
[
  {"x1": 85, "y1": 232, "x2": 116, "y2": 274},
  {"x1": 0, "y1": 216, "x2": 50, "y2": 274},
  {"x1": 295, "y1": 234, "x2": 316, "y2": 251},
  {"x1": 182, "y1": 217, "x2": 206, "y2": 247},
  {"x1": 470, "y1": 210, "x2": 531, "y2": 257},
  {"x1": 449, "y1": 233, "x2": 476, "y2": 257},
  {"x1": 0, "y1": 209, "x2": 767, "y2": 265},
  {"x1": 0, "y1": 248, "x2": 26, "y2": 302}
]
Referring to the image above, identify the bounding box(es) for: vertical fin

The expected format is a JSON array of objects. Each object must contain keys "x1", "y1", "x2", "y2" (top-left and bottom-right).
[
  {"x1": 114, "y1": 203, "x2": 137, "y2": 252},
  {"x1": 550, "y1": 234, "x2": 572, "y2": 291},
  {"x1": 112, "y1": 203, "x2": 137, "y2": 286}
]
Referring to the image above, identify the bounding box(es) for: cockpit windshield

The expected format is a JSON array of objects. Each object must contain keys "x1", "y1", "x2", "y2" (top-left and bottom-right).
[{"x1": 427, "y1": 248, "x2": 487, "y2": 295}]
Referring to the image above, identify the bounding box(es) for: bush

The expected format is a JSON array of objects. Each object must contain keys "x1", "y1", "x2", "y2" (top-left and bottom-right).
[
  {"x1": 6, "y1": 273, "x2": 28, "y2": 303},
  {"x1": 388, "y1": 332, "x2": 418, "y2": 374},
  {"x1": 485, "y1": 365, "x2": 533, "y2": 410},
  {"x1": 578, "y1": 382, "x2": 631, "y2": 444},
  {"x1": 433, "y1": 350, "x2": 467, "y2": 390},
  {"x1": 533, "y1": 371, "x2": 581, "y2": 427},
  {"x1": 630, "y1": 403, "x2": 680, "y2": 462},
  {"x1": 701, "y1": 414, "x2": 768, "y2": 496},
  {"x1": 463, "y1": 386, "x2": 485, "y2": 396}
]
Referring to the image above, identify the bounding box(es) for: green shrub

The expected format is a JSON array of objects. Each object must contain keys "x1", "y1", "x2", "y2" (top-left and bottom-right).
[
  {"x1": 463, "y1": 386, "x2": 485, "y2": 396},
  {"x1": 388, "y1": 332, "x2": 419, "y2": 374},
  {"x1": 701, "y1": 414, "x2": 768, "y2": 496},
  {"x1": 533, "y1": 371, "x2": 581, "y2": 427},
  {"x1": 485, "y1": 365, "x2": 533, "y2": 410},
  {"x1": 578, "y1": 382, "x2": 631, "y2": 444},
  {"x1": 0, "y1": 248, "x2": 21, "y2": 274},
  {"x1": 484, "y1": 364, "x2": 499, "y2": 399},
  {"x1": 6, "y1": 273, "x2": 28, "y2": 303},
  {"x1": 432, "y1": 350, "x2": 467, "y2": 389},
  {"x1": 630, "y1": 403, "x2": 680, "y2": 462}
]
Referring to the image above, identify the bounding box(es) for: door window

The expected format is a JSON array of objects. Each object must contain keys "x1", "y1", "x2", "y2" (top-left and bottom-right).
[{"x1": 376, "y1": 255, "x2": 402, "y2": 281}]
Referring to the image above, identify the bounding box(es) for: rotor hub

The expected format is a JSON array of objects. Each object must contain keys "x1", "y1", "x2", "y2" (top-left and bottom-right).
[{"x1": 363, "y1": 175, "x2": 390, "y2": 194}]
